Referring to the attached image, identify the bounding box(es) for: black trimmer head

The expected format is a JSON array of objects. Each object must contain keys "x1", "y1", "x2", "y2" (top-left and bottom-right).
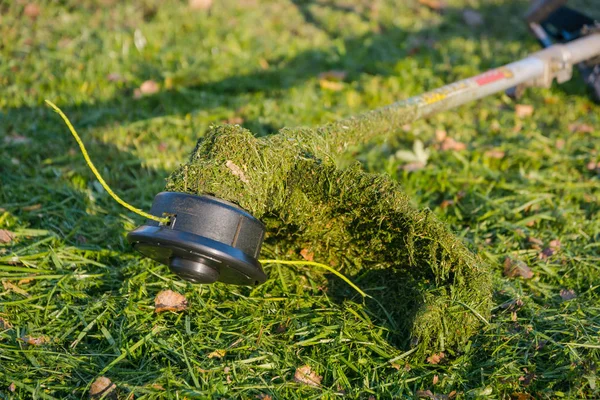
[
  {"x1": 526, "y1": 0, "x2": 600, "y2": 102},
  {"x1": 127, "y1": 192, "x2": 267, "y2": 285}
]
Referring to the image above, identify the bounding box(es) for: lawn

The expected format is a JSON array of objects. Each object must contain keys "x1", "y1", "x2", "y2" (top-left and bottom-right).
[{"x1": 1, "y1": 0, "x2": 599, "y2": 398}]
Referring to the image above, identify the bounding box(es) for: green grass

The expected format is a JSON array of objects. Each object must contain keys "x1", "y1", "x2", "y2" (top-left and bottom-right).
[{"x1": 1, "y1": 0, "x2": 599, "y2": 398}]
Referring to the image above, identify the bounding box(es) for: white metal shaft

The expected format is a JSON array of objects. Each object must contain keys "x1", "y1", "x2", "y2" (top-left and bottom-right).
[{"x1": 387, "y1": 33, "x2": 600, "y2": 120}]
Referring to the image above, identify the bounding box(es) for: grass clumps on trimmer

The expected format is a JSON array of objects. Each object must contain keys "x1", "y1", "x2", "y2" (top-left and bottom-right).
[{"x1": 166, "y1": 119, "x2": 493, "y2": 358}]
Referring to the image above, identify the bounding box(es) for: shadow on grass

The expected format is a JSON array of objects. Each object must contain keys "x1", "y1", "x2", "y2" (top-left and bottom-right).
[{"x1": 1, "y1": 1, "x2": 542, "y2": 138}]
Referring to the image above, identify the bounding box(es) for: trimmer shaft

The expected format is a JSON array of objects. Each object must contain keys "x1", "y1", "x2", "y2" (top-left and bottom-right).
[{"x1": 127, "y1": 192, "x2": 267, "y2": 285}]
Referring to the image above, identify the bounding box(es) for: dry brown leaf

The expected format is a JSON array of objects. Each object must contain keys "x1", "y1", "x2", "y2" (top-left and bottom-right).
[
  {"x1": 401, "y1": 161, "x2": 426, "y2": 172},
  {"x1": 439, "y1": 137, "x2": 466, "y2": 151},
  {"x1": 515, "y1": 104, "x2": 534, "y2": 118},
  {"x1": 568, "y1": 123, "x2": 594, "y2": 133},
  {"x1": 0, "y1": 317, "x2": 13, "y2": 329},
  {"x1": 207, "y1": 349, "x2": 226, "y2": 359},
  {"x1": 555, "y1": 139, "x2": 565, "y2": 149},
  {"x1": 586, "y1": 161, "x2": 600, "y2": 172},
  {"x1": 538, "y1": 247, "x2": 554, "y2": 260},
  {"x1": 511, "y1": 393, "x2": 534, "y2": 400},
  {"x1": 20, "y1": 335, "x2": 48, "y2": 346},
  {"x1": 24, "y1": 3, "x2": 40, "y2": 19},
  {"x1": 518, "y1": 369, "x2": 536, "y2": 386},
  {"x1": 503, "y1": 257, "x2": 533, "y2": 279},
  {"x1": 433, "y1": 374, "x2": 439, "y2": 385},
  {"x1": 319, "y1": 79, "x2": 344, "y2": 91},
  {"x1": 90, "y1": 376, "x2": 117, "y2": 399},
  {"x1": 300, "y1": 248, "x2": 314, "y2": 262},
  {"x1": 8, "y1": 382, "x2": 16, "y2": 392},
  {"x1": 318, "y1": 70, "x2": 347, "y2": 82},
  {"x1": 426, "y1": 352, "x2": 445, "y2": 365},
  {"x1": 223, "y1": 116, "x2": 244, "y2": 125},
  {"x1": 462, "y1": 9, "x2": 483, "y2": 26},
  {"x1": 549, "y1": 239, "x2": 561, "y2": 251},
  {"x1": 559, "y1": 289, "x2": 576, "y2": 301},
  {"x1": 107, "y1": 73, "x2": 124, "y2": 82},
  {"x1": 134, "y1": 80, "x2": 160, "y2": 98},
  {"x1": 189, "y1": 0, "x2": 213, "y2": 10},
  {"x1": 259, "y1": 58, "x2": 270, "y2": 70},
  {"x1": 0, "y1": 230, "x2": 15, "y2": 244},
  {"x1": 225, "y1": 160, "x2": 249, "y2": 184},
  {"x1": 22, "y1": 203, "x2": 41, "y2": 211},
  {"x1": 418, "y1": 0, "x2": 447, "y2": 11},
  {"x1": 435, "y1": 129, "x2": 447, "y2": 142},
  {"x1": 527, "y1": 236, "x2": 543, "y2": 249},
  {"x1": 3, "y1": 281, "x2": 30, "y2": 297},
  {"x1": 294, "y1": 365, "x2": 322, "y2": 387},
  {"x1": 485, "y1": 149, "x2": 505, "y2": 159},
  {"x1": 154, "y1": 290, "x2": 188, "y2": 313}
]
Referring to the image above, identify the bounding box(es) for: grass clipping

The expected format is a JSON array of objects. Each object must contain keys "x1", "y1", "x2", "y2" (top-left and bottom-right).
[{"x1": 166, "y1": 109, "x2": 493, "y2": 358}]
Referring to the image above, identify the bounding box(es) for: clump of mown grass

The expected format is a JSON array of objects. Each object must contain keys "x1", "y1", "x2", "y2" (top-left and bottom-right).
[{"x1": 166, "y1": 118, "x2": 493, "y2": 358}]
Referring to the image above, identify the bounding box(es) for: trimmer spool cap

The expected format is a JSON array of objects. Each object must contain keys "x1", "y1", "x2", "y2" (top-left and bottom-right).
[{"x1": 127, "y1": 192, "x2": 267, "y2": 285}]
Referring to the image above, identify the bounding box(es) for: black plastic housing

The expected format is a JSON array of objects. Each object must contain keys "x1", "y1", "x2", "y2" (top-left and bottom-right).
[{"x1": 127, "y1": 192, "x2": 267, "y2": 285}]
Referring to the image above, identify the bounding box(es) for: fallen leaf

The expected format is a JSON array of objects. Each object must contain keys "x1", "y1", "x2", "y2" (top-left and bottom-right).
[
  {"x1": 90, "y1": 376, "x2": 117, "y2": 399},
  {"x1": 207, "y1": 349, "x2": 226, "y2": 359},
  {"x1": 515, "y1": 104, "x2": 534, "y2": 118},
  {"x1": 559, "y1": 289, "x2": 576, "y2": 301},
  {"x1": 154, "y1": 290, "x2": 188, "y2": 313},
  {"x1": 586, "y1": 161, "x2": 600, "y2": 172},
  {"x1": 107, "y1": 73, "x2": 124, "y2": 82},
  {"x1": 157, "y1": 142, "x2": 168, "y2": 152},
  {"x1": 257, "y1": 394, "x2": 272, "y2": 400},
  {"x1": 538, "y1": 247, "x2": 554, "y2": 260},
  {"x1": 503, "y1": 257, "x2": 533, "y2": 279},
  {"x1": 518, "y1": 369, "x2": 536, "y2": 386},
  {"x1": 462, "y1": 9, "x2": 483, "y2": 26},
  {"x1": 319, "y1": 79, "x2": 344, "y2": 91},
  {"x1": 433, "y1": 374, "x2": 439, "y2": 385},
  {"x1": 418, "y1": 0, "x2": 446, "y2": 11},
  {"x1": 439, "y1": 137, "x2": 466, "y2": 151},
  {"x1": 568, "y1": 123, "x2": 594, "y2": 133},
  {"x1": 225, "y1": 160, "x2": 249, "y2": 184},
  {"x1": 22, "y1": 203, "x2": 41, "y2": 211},
  {"x1": 426, "y1": 352, "x2": 445, "y2": 365},
  {"x1": 8, "y1": 382, "x2": 16, "y2": 392},
  {"x1": 189, "y1": 0, "x2": 213, "y2": 10},
  {"x1": 402, "y1": 162, "x2": 426, "y2": 172},
  {"x1": 134, "y1": 80, "x2": 160, "y2": 98},
  {"x1": 318, "y1": 70, "x2": 347, "y2": 81},
  {"x1": 300, "y1": 248, "x2": 314, "y2": 262},
  {"x1": 416, "y1": 390, "x2": 450, "y2": 400},
  {"x1": 440, "y1": 199, "x2": 454, "y2": 209},
  {"x1": 0, "y1": 317, "x2": 13, "y2": 329},
  {"x1": 484, "y1": 149, "x2": 505, "y2": 159},
  {"x1": 294, "y1": 365, "x2": 322, "y2": 387},
  {"x1": 223, "y1": 116, "x2": 244, "y2": 125},
  {"x1": 549, "y1": 239, "x2": 561, "y2": 250},
  {"x1": 0, "y1": 230, "x2": 15, "y2": 244},
  {"x1": 511, "y1": 393, "x2": 534, "y2": 400},
  {"x1": 24, "y1": 3, "x2": 40, "y2": 20},
  {"x1": 20, "y1": 335, "x2": 48, "y2": 346},
  {"x1": 435, "y1": 129, "x2": 447, "y2": 142},
  {"x1": 527, "y1": 236, "x2": 543, "y2": 249},
  {"x1": 259, "y1": 58, "x2": 270, "y2": 70},
  {"x1": 555, "y1": 139, "x2": 565, "y2": 149},
  {"x1": 3, "y1": 281, "x2": 30, "y2": 297}
]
